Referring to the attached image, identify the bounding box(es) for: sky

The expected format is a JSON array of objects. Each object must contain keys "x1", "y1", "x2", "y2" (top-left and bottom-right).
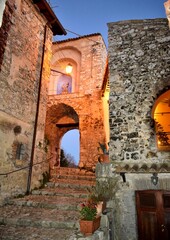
[
  {"x1": 49, "y1": 0, "x2": 167, "y2": 164},
  {"x1": 61, "y1": 130, "x2": 79, "y2": 165},
  {"x1": 50, "y1": 0, "x2": 166, "y2": 46}
]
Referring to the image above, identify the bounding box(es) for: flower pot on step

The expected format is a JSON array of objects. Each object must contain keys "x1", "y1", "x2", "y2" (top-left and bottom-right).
[
  {"x1": 100, "y1": 154, "x2": 109, "y2": 163},
  {"x1": 79, "y1": 216, "x2": 101, "y2": 236}
]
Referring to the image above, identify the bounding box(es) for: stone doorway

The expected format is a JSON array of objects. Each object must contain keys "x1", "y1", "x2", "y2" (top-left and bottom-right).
[
  {"x1": 60, "y1": 129, "x2": 80, "y2": 167},
  {"x1": 136, "y1": 190, "x2": 170, "y2": 240},
  {"x1": 45, "y1": 103, "x2": 79, "y2": 169}
]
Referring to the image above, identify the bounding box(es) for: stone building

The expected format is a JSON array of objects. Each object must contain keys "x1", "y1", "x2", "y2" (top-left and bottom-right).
[
  {"x1": 45, "y1": 33, "x2": 109, "y2": 170},
  {"x1": 0, "y1": 0, "x2": 66, "y2": 202},
  {"x1": 108, "y1": 18, "x2": 170, "y2": 239}
]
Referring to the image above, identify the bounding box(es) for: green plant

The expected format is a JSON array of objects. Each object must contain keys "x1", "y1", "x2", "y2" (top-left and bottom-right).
[
  {"x1": 79, "y1": 199, "x2": 97, "y2": 221},
  {"x1": 39, "y1": 171, "x2": 49, "y2": 188},
  {"x1": 90, "y1": 177, "x2": 118, "y2": 202},
  {"x1": 38, "y1": 136, "x2": 49, "y2": 153},
  {"x1": 98, "y1": 142, "x2": 109, "y2": 155}
]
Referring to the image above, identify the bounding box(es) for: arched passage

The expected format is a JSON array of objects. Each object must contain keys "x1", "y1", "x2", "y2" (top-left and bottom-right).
[
  {"x1": 45, "y1": 103, "x2": 79, "y2": 169},
  {"x1": 151, "y1": 89, "x2": 170, "y2": 150},
  {"x1": 61, "y1": 129, "x2": 80, "y2": 166}
]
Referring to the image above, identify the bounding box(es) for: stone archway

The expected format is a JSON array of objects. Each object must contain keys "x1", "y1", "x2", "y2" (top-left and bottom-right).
[{"x1": 45, "y1": 103, "x2": 79, "y2": 169}]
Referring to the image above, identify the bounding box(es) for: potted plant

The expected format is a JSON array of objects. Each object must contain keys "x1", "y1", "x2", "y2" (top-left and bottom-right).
[
  {"x1": 89, "y1": 177, "x2": 118, "y2": 214},
  {"x1": 98, "y1": 142, "x2": 109, "y2": 163},
  {"x1": 79, "y1": 198, "x2": 101, "y2": 236}
]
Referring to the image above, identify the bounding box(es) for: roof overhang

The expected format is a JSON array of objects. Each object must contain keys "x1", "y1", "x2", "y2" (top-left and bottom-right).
[{"x1": 33, "y1": 0, "x2": 67, "y2": 36}]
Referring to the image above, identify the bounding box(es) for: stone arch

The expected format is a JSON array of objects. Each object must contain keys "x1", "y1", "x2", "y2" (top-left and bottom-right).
[
  {"x1": 60, "y1": 129, "x2": 80, "y2": 166},
  {"x1": 49, "y1": 45, "x2": 82, "y2": 94},
  {"x1": 151, "y1": 89, "x2": 170, "y2": 150},
  {"x1": 45, "y1": 103, "x2": 79, "y2": 169},
  {"x1": 49, "y1": 57, "x2": 79, "y2": 94}
]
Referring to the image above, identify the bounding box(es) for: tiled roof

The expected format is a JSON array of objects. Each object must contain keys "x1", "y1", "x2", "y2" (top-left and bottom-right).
[
  {"x1": 33, "y1": 0, "x2": 66, "y2": 36},
  {"x1": 53, "y1": 33, "x2": 102, "y2": 44}
]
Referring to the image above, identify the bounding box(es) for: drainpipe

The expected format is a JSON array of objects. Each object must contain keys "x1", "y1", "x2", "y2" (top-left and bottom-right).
[{"x1": 26, "y1": 24, "x2": 47, "y2": 194}]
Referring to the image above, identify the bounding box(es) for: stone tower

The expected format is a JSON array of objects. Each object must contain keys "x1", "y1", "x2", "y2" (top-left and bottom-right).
[{"x1": 45, "y1": 34, "x2": 109, "y2": 170}]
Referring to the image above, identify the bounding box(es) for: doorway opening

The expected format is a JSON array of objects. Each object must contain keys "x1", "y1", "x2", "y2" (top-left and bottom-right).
[
  {"x1": 60, "y1": 129, "x2": 80, "y2": 167},
  {"x1": 136, "y1": 190, "x2": 170, "y2": 240}
]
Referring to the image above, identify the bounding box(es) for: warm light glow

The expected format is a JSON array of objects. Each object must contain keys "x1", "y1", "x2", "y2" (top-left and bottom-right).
[
  {"x1": 158, "y1": 140, "x2": 161, "y2": 145},
  {"x1": 65, "y1": 63, "x2": 73, "y2": 74}
]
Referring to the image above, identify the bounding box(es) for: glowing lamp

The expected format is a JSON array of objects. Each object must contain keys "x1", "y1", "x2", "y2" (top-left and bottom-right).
[{"x1": 66, "y1": 63, "x2": 73, "y2": 74}]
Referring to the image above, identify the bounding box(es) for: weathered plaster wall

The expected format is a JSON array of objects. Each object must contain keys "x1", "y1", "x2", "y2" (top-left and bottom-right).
[
  {"x1": 46, "y1": 35, "x2": 108, "y2": 169},
  {"x1": 108, "y1": 18, "x2": 170, "y2": 239},
  {"x1": 0, "y1": 0, "x2": 52, "y2": 202}
]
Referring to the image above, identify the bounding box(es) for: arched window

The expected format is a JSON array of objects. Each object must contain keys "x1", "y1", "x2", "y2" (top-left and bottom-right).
[{"x1": 152, "y1": 90, "x2": 170, "y2": 151}]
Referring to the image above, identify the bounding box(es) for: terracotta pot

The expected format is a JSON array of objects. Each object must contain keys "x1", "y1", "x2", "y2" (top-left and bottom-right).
[
  {"x1": 79, "y1": 216, "x2": 101, "y2": 236},
  {"x1": 100, "y1": 154, "x2": 109, "y2": 163}
]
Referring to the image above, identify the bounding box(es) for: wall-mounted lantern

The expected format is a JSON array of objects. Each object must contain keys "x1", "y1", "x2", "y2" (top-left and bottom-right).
[
  {"x1": 151, "y1": 173, "x2": 158, "y2": 185},
  {"x1": 65, "y1": 63, "x2": 73, "y2": 74}
]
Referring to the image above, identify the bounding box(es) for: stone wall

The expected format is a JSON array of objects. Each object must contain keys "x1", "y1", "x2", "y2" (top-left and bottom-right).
[
  {"x1": 108, "y1": 18, "x2": 170, "y2": 239},
  {"x1": 46, "y1": 34, "x2": 108, "y2": 169},
  {"x1": 108, "y1": 18, "x2": 170, "y2": 163},
  {"x1": 0, "y1": 0, "x2": 53, "y2": 202}
]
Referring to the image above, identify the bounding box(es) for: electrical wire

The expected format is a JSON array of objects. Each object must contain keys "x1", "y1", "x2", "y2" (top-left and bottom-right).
[{"x1": 64, "y1": 29, "x2": 101, "y2": 45}]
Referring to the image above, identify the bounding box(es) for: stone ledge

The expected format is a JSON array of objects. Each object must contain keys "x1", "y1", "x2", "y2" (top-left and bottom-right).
[{"x1": 69, "y1": 229, "x2": 108, "y2": 240}]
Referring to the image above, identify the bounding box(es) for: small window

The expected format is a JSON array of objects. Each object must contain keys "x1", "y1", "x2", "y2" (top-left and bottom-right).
[{"x1": 16, "y1": 143, "x2": 25, "y2": 160}]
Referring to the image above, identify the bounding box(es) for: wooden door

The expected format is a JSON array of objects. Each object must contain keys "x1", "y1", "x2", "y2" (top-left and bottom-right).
[{"x1": 136, "y1": 190, "x2": 170, "y2": 240}]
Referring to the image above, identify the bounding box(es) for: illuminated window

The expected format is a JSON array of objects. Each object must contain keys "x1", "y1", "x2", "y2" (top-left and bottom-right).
[{"x1": 152, "y1": 90, "x2": 170, "y2": 151}]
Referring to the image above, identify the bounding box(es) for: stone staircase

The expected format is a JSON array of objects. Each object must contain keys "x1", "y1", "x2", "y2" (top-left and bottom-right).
[{"x1": 0, "y1": 167, "x2": 96, "y2": 240}]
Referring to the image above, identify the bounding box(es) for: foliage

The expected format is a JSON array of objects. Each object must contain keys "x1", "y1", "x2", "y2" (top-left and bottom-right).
[
  {"x1": 79, "y1": 199, "x2": 97, "y2": 221},
  {"x1": 155, "y1": 120, "x2": 170, "y2": 146},
  {"x1": 60, "y1": 149, "x2": 69, "y2": 167},
  {"x1": 39, "y1": 171, "x2": 49, "y2": 188},
  {"x1": 38, "y1": 136, "x2": 49, "y2": 153},
  {"x1": 60, "y1": 149, "x2": 77, "y2": 167},
  {"x1": 90, "y1": 177, "x2": 118, "y2": 202},
  {"x1": 98, "y1": 142, "x2": 109, "y2": 155}
]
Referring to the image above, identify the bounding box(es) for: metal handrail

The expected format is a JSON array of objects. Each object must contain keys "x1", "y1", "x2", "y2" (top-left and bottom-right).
[{"x1": 0, "y1": 155, "x2": 53, "y2": 177}]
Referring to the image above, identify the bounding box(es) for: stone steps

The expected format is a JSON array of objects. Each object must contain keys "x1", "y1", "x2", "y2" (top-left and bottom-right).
[
  {"x1": 7, "y1": 195, "x2": 85, "y2": 210},
  {"x1": 51, "y1": 167, "x2": 95, "y2": 177},
  {"x1": 49, "y1": 178, "x2": 96, "y2": 187},
  {"x1": 0, "y1": 167, "x2": 96, "y2": 239},
  {"x1": 0, "y1": 225, "x2": 74, "y2": 240},
  {"x1": 57, "y1": 174, "x2": 96, "y2": 181},
  {"x1": 0, "y1": 205, "x2": 79, "y2": 229},
  {"x1": 32, "y1": 186, "x2": 89, "y2": 198}
]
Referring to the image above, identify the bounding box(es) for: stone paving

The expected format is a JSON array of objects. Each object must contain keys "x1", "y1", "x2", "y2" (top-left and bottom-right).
[
  {"x1": 0, "y1": 225, "x2": 75, "y2": 240},
  {"x1": 0, "y1": 167, "x2": 97, "y2": 240}
]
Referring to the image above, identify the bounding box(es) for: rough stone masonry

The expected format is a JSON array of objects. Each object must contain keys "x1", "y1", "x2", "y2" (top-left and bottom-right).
[
  {"x1": 108, "y1": 18, "x2": 170, "y2": 240},
  {"x1": 0, "y1": 0, "x2": 53, "y2": 202}
]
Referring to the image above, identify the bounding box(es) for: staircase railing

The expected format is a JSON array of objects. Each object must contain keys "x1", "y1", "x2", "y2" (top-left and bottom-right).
[{"x1": 0, "y1": 155, "x2": 53, "y2": 177}]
